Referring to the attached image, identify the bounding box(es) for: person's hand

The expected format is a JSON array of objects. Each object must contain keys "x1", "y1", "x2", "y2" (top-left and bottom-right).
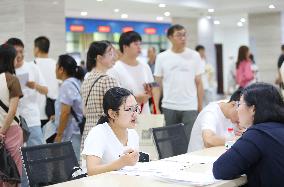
[
  {"x1": 135, "y1": 93, "x2": 151, "y2": 104},
  {"x1": 26, "y1": 81, "x2": 37, "y2": 89},
  {"x1": 155, "y1": 108, "x2": 161, "y2": 114},
  {"x1": 234, "y1": 124, "x2": 247, "y2": 137},
  {"x1": 0, "y1": 128, "x2": 5, "y2": 142},
  {"x1": 54, "y1": 134, "x2": 62, "y2": 143},
  {"x1": 119, "y1": 149, "x2": 139, "y2": 167},
  {"x1": 143, "y1": 83, "x2": 152, "y2": 95}
]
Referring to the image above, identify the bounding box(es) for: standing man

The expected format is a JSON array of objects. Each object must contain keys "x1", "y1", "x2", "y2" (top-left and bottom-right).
[
  {"x1": 153, "y1": 24, "x2": 204, "y2": 140},
  {"x1": 34, "y1": 36, "x2": 59, "y2": 132},
  {"x1": 147, "y1": 46, "x2": 156, "y2": 74},
  {"x1": 107, "y1": 31, "x2": 156, "y2": 114}
]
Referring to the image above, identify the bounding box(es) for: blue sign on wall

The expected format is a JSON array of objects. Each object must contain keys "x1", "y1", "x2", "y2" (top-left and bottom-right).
[{"x1": 66, "y1": 17, "x2": 171, "y2": 36}]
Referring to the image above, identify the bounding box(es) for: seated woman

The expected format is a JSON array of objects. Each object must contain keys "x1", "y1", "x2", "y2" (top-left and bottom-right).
[
  {"x1": 82, "y1": 87, "x2": 140, "y2": 175},
  {"x1": 213, "y1": 82, "x2": 284, "y2": 187}
]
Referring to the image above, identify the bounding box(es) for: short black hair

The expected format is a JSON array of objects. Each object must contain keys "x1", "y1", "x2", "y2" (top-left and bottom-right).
[
  {"x1": 281, "y1": 44, "x2": 284, "y2": 51},
  {"x1": 167, "y1": 24, "x2": 185, "y2": 37},
  {"x1": 119, "y1": 31, "x2": 142, "y2": 53},
  {"x1": 242, "y1": 82, "x2": 284, "y2": 124},
  {"x1": 6, "y1": 38, "x2": 24, "y2": 48},
  {"x1": 0, "y1": 44, "x2": 17, "y2": 74},
  {"x1": 195, "y1": 45, "x2": 205, "y2": 52},
  {"x1": 228, "y1": 88, "x2": 242, "y2": 102},
  {"x1": 34, "y1": 36, "x2": 50, "y2": 53}
]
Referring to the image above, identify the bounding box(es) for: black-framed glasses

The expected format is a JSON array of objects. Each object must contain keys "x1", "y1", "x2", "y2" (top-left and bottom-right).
[{"x1": 124, "y1": 105, "x2": 141, "y2": 114}]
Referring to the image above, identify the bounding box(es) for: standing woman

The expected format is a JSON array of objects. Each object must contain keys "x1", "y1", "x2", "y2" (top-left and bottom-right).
[
  {"x1": 0, "y1": 44, "x2": 23, "y2": 186},
  {"x1": 213, "y1": 83, "x2": 284, "y2": 187},
  {"x1": 236, "y1": 46, "x2": 254, "y2": 88},
  {"x1": 54, "y1": 54, "x2": 84, "y2": 160},
  {"x1": 80, "y1": 41, "x2": 118, "y2": 156}
]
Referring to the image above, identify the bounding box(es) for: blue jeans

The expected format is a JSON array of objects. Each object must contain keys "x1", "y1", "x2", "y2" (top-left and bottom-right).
[{"x1": 21, "y1": 125, "x2": 44, "y2": 187}]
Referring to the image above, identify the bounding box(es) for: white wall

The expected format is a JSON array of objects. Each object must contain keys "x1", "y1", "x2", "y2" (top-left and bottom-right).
[{"x1": 214, "y1": 25, "x2": 249, "y2": 93}]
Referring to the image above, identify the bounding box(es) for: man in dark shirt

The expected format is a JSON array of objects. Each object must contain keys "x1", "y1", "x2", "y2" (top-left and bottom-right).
[{"x1": 276, "y1": 45, "x2": 284, "y2": 89}]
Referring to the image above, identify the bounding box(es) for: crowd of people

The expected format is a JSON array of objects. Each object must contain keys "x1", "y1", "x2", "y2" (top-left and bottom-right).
[{"x1": 0, "y1": 24, "x2": 284, "y2": 187}]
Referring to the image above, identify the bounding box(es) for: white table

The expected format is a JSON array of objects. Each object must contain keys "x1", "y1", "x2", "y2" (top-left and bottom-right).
[{"x1": 49, "y1": 146, "x2": 247, "y2": 187}]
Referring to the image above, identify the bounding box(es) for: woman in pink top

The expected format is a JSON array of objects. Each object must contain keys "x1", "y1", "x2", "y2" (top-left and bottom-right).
[{"x1": 236, "y1": 46, "x2": 254, "y2": 88}]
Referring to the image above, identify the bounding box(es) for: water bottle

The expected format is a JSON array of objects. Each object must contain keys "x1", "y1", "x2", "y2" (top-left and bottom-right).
[{"x1": 225, "y1": 127, "x2": 235, "y2": 150}]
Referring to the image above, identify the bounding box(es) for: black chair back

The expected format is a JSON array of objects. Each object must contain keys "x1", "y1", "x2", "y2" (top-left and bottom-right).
[
  {"x1": 151, "y1": 123, "x2": 188, "y2": 159},
  {"x1": 21, "y1": 141, "x2": 79, "y2": 187}
]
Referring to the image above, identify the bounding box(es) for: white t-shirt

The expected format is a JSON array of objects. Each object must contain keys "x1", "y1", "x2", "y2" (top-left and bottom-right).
[
  {"x1": 16, "y1": 62, "x2": 47, "y2": 126},
  {"x1": 107, "y1": 60, "x2": 154, "y2": 114},
  {"x1": 82, "y1": 122, "x2": 139, "y2": 168},
  {"x1": 154, "y1": 48, "x2": 203, "y2": 111},
  {"x1": 187, "y1": 102, "x2": 234, "y2": 152},
  {"x1": 35, "y1": 58, "x2": 59, "y2": 120}
]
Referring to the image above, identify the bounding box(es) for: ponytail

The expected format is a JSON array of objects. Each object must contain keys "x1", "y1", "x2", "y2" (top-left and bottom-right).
[
  {"x1": 75, "y1": 66, "x2": 85, "y2": 81},
  {"x1": 96, "y1": 114, "x2": 109, "y2": 125}
]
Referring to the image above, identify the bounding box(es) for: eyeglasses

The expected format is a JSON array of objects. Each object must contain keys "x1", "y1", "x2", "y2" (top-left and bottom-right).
[
  {"x1": 123, "y1": 105, "x2": 141, "y2": 114},
  {"x1": 173, "y1": 33, "x2": 187, "y2": 38},
  {"x1": 236, "y1": 101, "x2": 246, "y2": 108}
]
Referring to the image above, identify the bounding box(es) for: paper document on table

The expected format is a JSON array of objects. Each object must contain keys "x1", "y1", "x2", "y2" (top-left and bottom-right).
[{"x1": 17, "y1": 73, "x2": 29, "y2": 88}]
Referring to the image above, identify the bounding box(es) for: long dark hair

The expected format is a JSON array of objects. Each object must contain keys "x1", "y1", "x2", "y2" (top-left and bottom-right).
[
  {"x1": 97, "y1": 87, "x2": 133, "y2": 125},
  {"x1": 236, "y1": 45, "x2": 249, "y2": 69},
  {"x1": 242, "y1": 82, "x2": 284, "y2": 124},
  {"x1": 0, "y1": 44, "x2": 17, "y2": 74},
  {"x1": 57, "y1": 54, "x2": 85, "y2": 81},
  {"x1": 86, "y1": 40, "x2": 112, "y2": 72}
]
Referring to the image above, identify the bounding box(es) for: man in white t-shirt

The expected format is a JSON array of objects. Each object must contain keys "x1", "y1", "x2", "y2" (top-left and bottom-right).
[
  {"x1": 188, "y1": 89, "x2": 242, "y2": 152},
  {"x1": 33, "y1": 36, "x2": 59, "y2": 130},
  {"x1": 107, "y1": 31, "x2": 156, "y2": 114},
  {"x1": 154, "y1": 24, "x2": 204, "y2": 140}
]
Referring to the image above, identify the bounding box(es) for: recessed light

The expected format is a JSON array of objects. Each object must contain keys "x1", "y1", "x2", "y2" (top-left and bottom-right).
[
  {"x1": 214, "y1": 20, "x2": 220, "y2": 25},
  {"x1": 121, "y1": 14, "x2": 128, "y2": 19},
  {"x1": 240, "y1": 18, "x2": 246, "y2": 23},
  {"x1": 159, "y1": 3, "x2": 166, "y2": 8},
  {"x1": 207, "y1": 16, "x2": 212, "y2": 19},
  {"x1": 208, "y1": 8, "x2": 215, "y2": 13},
  {"x1": 164, "y1": 12, "x2": 170, "y2": 17},
  {"x1": 114, "y1": 9, "x2": 120, "y2": 13},
  {"x1": 81, "y1": 11, "x2": 88, "y2": 16},
  {"x1": 156, "y1": 16, "x2": 164, "y2": 21},
  {"x1": 96, "y1": 0, "x2": 103, "y2": 2},
  {"x1": 52, "y1": 1, "x2": 58, "y2": 5},
  {"x1": 269, "y1": 4, "x2": 275, "y2": 9},
  {"x1": 237, "y1": 22, "x2": 243, "y2": 27}
]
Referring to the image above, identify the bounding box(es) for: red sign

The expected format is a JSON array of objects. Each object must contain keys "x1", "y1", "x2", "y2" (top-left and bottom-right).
[
  {"x1": 98, "y1": 26, "x2": 111, "y2": 33},
  {"x1": 122, "y1": 27, "x2": 134, "y2": 32},
  {"x1": 144, "y1": 27, "x2": 157, "y2": 35},
  {"x1": 70, "y1": 25, "x2": 85, "y2": 32}
]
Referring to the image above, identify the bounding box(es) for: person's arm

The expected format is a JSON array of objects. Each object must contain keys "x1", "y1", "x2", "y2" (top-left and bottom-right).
[
  {"x1": 195, "y1": 74, "x2": 203, "y2": 112},
  {"x1": 55, "y1": 103, "x2": 71, "y2": 142},
  {"x1": 213, "y1": 130, "x2": 261, "y2": 179},
  {"x1": 152, "y1": 76, "x2": 162, "y2": 114},
  {"x1": 202, "y1": 129, "x2": 225, "y2": 148},
  {"x1": 0, "y1": 97, "x2": 19, "y2": 135},
  {"x1": 86, "y1": 149, "x2": 139, "y2": 176},
  {"x1": 26, "y1": 81, "x2": 48, "y2": 95}
]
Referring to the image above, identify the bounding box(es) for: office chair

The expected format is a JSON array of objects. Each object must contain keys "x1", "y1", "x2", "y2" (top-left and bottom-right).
[
  {"x1": 21, "y1": 141, "x2": 84, "y2": 187},
  {"x1": 151, "y1": 123, "x2": 188, "y2": 159}
]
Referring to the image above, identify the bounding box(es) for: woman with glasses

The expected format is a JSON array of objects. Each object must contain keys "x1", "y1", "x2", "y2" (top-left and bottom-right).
[
  {"x1": 213, "y1": 82, "x2": 284, "y2": 187},
  {"x1": 80, "y1": 41, "x2": 119, "y2": 160},
  {"x1": 82, "y1": 87, "x2": 140, "y2": 175}
]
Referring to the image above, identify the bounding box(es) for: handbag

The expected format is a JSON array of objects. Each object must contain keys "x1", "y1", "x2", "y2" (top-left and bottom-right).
[
  {"x1": 70, "y1": 75, "x2": 105, "y2": 134},
  {"x1": 0, "y1": 140, "x2": 21, "y2": 184},
  {"x1": 0, "y1": 99, "x2": 30, "y2": 142},
  {"x1": 45, "y1": 97, "x2": 56, "y2": 119}
]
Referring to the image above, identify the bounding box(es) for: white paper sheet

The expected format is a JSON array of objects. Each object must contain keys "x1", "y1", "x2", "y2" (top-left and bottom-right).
[{"x1": 17, "y1": 73, "x2": 29, "y2": 88}]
